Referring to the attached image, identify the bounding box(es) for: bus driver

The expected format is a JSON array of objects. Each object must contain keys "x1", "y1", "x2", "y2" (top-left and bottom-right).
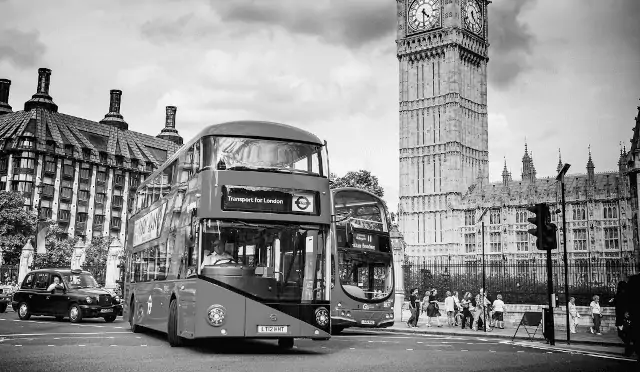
[{"x1": 200, "y1": 239, "x2": 234, "y2": 269}]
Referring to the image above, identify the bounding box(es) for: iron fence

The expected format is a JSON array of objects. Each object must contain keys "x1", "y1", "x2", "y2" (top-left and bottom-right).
[{"x1": 402, "y1": 256, "x2": 639, "y2": 307}]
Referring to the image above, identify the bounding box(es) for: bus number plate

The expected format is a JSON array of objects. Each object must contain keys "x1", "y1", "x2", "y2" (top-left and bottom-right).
[
  {"x1": 361, "y1": 320, "x2": 375, "y2": 325},
  {"x1": 257, "y1": 326, "x2": 288, "y2": 334}
]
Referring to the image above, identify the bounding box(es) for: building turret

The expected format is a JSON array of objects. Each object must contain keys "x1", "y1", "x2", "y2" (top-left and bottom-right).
[
  {"x1": 156, "y1": 106, "x2": 183, "y2": 146},
  {"x1": 556, "y1": 149, "x2": 563, "y2": 174},
  {"x1": 0, "y1": 79, "x2": 12, "y2": 115},
  {"x1": 99, "y1": 90, "x2": 129, "y2": 130},
  {"x1": 587, "y1": 145, "x2": 595, "y2": 183},
  {"x1": 501, "y1": 157, "x2": 510, "y2": 186},
  {"x1": 24, "y1": 68, "x2": 58, "y2": 112}
]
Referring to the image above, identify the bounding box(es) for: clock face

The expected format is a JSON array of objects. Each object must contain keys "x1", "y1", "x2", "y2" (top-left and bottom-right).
[
  {"x1": 408, "y1": 0, "x2": 441, "y2": 32},
  {"x1": 463, "y1": 0, "x2": 483, "y2": 35}
]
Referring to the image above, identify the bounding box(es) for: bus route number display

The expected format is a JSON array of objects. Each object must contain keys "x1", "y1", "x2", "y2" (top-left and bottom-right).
[
  {"x1": 352, "y1": 233, "x2": 377, "y2": 250},
  {"x1": 222, "y1": 185, "x2": 317, "y2": 215}
]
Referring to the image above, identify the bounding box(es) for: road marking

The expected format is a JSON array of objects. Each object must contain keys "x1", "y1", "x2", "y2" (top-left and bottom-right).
[
  {"x1": 417, "y1": 341, "x2": 423, "y2": 344},
  {"x1": 0, "y1": 332, "x2": 130, "y2": 337},
  {"x1": 141, "y1": 345, "x2": 147, "y2": 347},
  {"x1": 490, "y1": 350, "x2": 496, "y2": 353},
  {"x1": 110, "y1": 345, "x2": 117, "y2": 347},
  {"x1": 79, "y1": 345, "x2": 85, "y2": 347},
  {"x1": 461, "y1": 349, "x2": 468, "y2": 351},
  {"x1": 500, "y1": 340, "x2": 636, "y2": 362},
  {"x1": 48, "y1": 345, "x2": 54, "y2": 347},
  {"x1": 349, "y1": 347, "x2": 355, "y2": 350},
  {"x1": 15, "y1": 345, "x2": 21, "y2": 346},
  {"x1": 517, "y1": 351, "x2": 524, "y2": 353},
  {"x1": 406, "y1": 348, "x2": 413, "y2": 351}
]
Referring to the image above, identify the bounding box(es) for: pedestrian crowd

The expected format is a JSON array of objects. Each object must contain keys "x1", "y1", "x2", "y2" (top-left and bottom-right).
[{"x1": 406, "y1": 287, "x2": 505, "y2": 331}]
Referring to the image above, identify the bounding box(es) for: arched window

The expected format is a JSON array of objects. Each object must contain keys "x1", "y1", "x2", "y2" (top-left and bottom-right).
[{"x1": 613, "y1": 207, "x2": 617, "y2": 219}]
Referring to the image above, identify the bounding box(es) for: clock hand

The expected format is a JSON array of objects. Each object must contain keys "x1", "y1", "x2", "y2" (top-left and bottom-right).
[{"x1": 422, "y1": 8, "x2": 427, "y2": 22}]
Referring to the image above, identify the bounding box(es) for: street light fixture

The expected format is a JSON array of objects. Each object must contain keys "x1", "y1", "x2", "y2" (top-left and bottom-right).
[{"x1": 556, "y1": 163, "x2": 571, "y2": 345}]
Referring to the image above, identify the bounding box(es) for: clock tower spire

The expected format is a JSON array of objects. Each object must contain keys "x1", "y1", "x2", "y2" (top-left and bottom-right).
[{"x1": 396, "y1": 0, "x2": 490, "y2": 256}]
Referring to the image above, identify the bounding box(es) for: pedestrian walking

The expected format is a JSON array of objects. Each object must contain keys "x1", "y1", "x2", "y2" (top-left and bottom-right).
[
  {"x1": 568, "y1": 297, "x2": 581, "y2": 334},
  {"x1": 425, "y1": 288, "x2": 442, "y2": 327},
  {"x1": 406, "y1": 288, "x2": 420, "y2": 328},
  {"x1": 492, "y1": 294, "x2": 505, "y2": 329},
  {"x1": 589, "y1": 295, "x2": 602, "y2": 335},
  {"x1": 460, "y1": 292, "x2": 473, "y2": 329},
  {"x1": 444, "y1": 291, "x2": 456, "y2": 326}
]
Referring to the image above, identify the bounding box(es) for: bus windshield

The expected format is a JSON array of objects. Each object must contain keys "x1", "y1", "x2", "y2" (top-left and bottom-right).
[
  {"x1": 200, "y1": 220, "x2": 327, "y2": 302},
  {"x1": 202, "y1": 136, "x2": 327, "y2": 177},
  {"x1": 338, "y1": 248, "x2": 393, "y2": 301}
]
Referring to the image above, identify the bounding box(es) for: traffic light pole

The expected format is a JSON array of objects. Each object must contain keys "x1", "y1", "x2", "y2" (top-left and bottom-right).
[
  {"x1": 545, "y1": 243, "x2": 555, "y2": 346},
  {"x1": 557, "y1": 163, "x2": 571, "y2": 345}
]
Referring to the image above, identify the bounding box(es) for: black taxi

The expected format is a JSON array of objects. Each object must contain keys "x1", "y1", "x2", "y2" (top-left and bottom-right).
[{"x1": 11, "y1": 268, "x2": 123, "y2": 323}]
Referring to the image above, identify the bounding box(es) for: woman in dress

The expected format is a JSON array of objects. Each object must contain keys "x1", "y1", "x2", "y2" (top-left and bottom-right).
[{"x1": 425, "y1": 288, "x2": 442, "y2": 327}]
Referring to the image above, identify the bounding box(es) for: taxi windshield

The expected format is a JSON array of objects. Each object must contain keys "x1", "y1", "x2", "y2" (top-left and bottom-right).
[{"x1": 62, "y1": 273, "x2": 99, "y2": 289}]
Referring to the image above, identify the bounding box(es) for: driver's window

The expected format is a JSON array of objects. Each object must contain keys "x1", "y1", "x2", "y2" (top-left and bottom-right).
[{"x1": 50, "y1": 275, "x2": 63, "y2": 292}]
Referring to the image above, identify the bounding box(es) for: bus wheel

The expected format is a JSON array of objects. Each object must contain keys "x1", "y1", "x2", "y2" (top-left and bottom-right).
[
  {"x1": 129, "y1": 300, "x2": 141, "y2": 333},
  {"x1": 168, "y1": 299, "x2": 183, "y2": 347},
  {"x1": 277, "y1": 338, "x2": 294, "y2": 349},
  {"x1": 331, "y1": 326, "x2": 344, "y2": 335}
]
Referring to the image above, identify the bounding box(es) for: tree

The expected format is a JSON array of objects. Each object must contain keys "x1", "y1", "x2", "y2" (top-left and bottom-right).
[
  {"x1": 0, "y1": 191, "x2": 37, "y2": 265},
  {"x1": 329, "y1": 170, "x2": 385, "y2": 198},
  {"x1": 84, "y1": 236, "x2": 112, "y2": 269},
  {"x1": 31, "y1": 223, "x2": 77, "y2": 269}
]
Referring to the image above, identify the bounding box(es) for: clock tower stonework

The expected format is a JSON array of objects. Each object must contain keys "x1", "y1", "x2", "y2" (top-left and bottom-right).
[{"x1": 396, "y1": 0, "x2": 489, "y2": 256}]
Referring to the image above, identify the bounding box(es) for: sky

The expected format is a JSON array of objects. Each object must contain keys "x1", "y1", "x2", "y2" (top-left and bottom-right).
[{"x1": 1, "y1": 0, "x2": 638, "y2": 214}]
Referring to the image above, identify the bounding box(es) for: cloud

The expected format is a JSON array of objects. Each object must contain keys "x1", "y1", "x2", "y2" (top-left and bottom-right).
[
  {"x1": 0, "y1": 29, "x2": 46, "y2": 68},
  {"x1": 140, "y1": 0, "x2": 396, "y2": 49},
  {"x1": 488, "y1": 0, "x2": 537, "y2": 89}
]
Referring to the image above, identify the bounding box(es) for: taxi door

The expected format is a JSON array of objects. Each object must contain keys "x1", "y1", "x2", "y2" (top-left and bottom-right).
[
  {"x1": 31, "y1": 272, "x2": 51, "y2": 315},
  {"x1": 46, "y1": 275, "x2": 70, "y2": 316}
]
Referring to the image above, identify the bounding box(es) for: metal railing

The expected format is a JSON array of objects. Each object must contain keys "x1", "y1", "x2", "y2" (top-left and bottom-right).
[{"x1": 402, "y1": 256, "x2": 638, "y2": 307}]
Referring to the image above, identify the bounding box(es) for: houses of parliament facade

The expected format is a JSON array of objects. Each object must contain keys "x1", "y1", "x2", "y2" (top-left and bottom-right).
[
  {"x1": 0, "y1": 68, "x2": 184, "y2": 244},
  {"x1": 395, "y1": 0, "x2": 638, "y2": 262}
]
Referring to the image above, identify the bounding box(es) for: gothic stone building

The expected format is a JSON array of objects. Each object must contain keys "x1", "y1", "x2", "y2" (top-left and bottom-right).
[
  {"x1": 395, "y1": 0, "x2": 634, "y2": 263},
  {"x1": 0, "y1": 68, "x2": 183, "y2": 244}
]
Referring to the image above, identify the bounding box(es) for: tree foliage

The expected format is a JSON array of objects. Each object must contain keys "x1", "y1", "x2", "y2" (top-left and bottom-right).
[
  {"x1": 31, "y1": 223, "x2": 77, "y2": 270},
  {"x1": 329, "y1": 170, "x2": 385, "y2": 198},
  {"x1": 0, "y1": 191, "x2": 37, "y2": 265},
  {"x1": 84, "y1": 236, "x2": 112, "y2": 268}
]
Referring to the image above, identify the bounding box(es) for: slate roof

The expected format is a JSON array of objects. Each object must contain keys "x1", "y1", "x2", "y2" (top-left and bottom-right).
[{"x1": 0, "y1": 107, "x2": 180, "y2": 167}]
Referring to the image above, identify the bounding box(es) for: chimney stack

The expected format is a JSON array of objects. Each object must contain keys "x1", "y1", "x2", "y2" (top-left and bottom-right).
[
  {"x1": 99, "y1": 89, "x2": 128, "y2": 130},
  {"x1": 156, "y1": 105, "x2": 183, "y2": 146},
  {"x1": 0, "y1": 79, "x2": 12, "y2": 115},
  {"x1": 24, "y1": 67, "x2": 58, "y2": 112}
]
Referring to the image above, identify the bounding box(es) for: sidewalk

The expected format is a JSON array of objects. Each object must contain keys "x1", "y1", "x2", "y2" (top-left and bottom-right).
[{"x1": 384, "y1": 317, "x2": 624, "y2": 348}]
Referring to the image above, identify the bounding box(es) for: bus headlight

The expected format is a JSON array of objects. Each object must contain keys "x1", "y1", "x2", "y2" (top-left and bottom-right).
[
  {"x1": 206, "y1": 305, "x2": 226, "y2": 327},
  {"x1": 315, "y1": 307, "x2": 329, "y2": 327}
]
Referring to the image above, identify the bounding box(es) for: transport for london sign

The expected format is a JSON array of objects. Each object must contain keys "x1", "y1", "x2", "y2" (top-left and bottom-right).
[
  {"x1": 133, "y1": 202, "x2": 167, "y2": 247},
  {"x1": 222, "y1": 185, "x2": 318, "y2": 215}
]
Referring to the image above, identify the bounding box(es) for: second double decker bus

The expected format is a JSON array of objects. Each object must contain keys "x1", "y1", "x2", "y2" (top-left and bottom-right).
[
  {"x1": 123, "y1": 120, "x2": 332, "y2": 348},
  {"x1": 330, "y1": 187, "x2": 395, "y2": 334}
]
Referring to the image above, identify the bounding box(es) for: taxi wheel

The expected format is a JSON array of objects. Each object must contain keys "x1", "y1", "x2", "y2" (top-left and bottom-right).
[
  {"x1": 17, "y1": 302, "x2": 31, "y2": 320},
  {"x1": 168, "y1": 299, "x2": 183, "y2": 347},
  {"x1": 277, "y1": 338, "x2": 294, "y2": 349},
  {"x1": 69, "y1": 303, "x2": 83, "y2": 323},
  {"x1": 129, "y1": 299, "x2": 142, "y2": 333},
  {"x1": 104, "y1": 315, "x2": 117, "y2": 323},
  {"x1": 0, "y1": 303, "x2": 7, "y2": 313}
]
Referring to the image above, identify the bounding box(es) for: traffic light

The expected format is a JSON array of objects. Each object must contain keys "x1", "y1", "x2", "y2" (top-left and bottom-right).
[{"x1": 527, "y1": 203, "x2": 558, "y2": 251}]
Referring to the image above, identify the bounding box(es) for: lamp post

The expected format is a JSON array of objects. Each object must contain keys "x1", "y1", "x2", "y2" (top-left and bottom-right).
[
  {"x1": 556, "y1": 163, "x2": 571, "y2": 344},
  {"x1": 34, "y1": 184, "x2": 44, "y2": 254},
  {"x1": 477, "y1": 206, "x2": 491, "y2": 332}
]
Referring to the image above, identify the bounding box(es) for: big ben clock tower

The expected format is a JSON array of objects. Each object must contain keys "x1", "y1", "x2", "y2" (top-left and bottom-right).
[{"x1": 396, "y1": 0, "x2": 489, "y2": 256}]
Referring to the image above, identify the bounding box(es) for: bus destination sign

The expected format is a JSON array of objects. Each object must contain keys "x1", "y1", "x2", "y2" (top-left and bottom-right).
[
  {"x1": 352, "y1": 233, "x2": 377, "y2": 250},
  {"x1": 223, "y1": 186, "x2": 318, "y2": 215}
]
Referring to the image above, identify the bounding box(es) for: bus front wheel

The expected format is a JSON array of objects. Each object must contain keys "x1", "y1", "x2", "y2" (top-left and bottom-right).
[
  {"x1": 129, "y1": 299, "x2": 141, "y2": 333},
  {"x1": 277, "y1": 338, "x2": 294, "y2": 349},
  {"x1": 168, "y1": 299, "x2": 183, "y2": 347}
]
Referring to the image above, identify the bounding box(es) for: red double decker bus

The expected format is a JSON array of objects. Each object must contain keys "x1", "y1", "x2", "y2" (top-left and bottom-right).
[
  {"x1": 330, "y1": 187, "x2": 395, "y2": 334},
  {"x1": 123, "y1": 120, "x2": 332, "y2": 348}
]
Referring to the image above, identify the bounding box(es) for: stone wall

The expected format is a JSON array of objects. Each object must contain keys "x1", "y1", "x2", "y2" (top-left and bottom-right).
[{"x1": 398, "y1": 302, "x2": 618, "y2": 333}]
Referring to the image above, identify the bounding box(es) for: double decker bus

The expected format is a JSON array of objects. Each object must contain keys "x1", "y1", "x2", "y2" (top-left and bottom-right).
[
  {"x1": 330, "y1": 187, "x2": 394, "y2": 334},
  {"x1": 123, "y1": 120, "x2": 332, "y2": 348}
]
